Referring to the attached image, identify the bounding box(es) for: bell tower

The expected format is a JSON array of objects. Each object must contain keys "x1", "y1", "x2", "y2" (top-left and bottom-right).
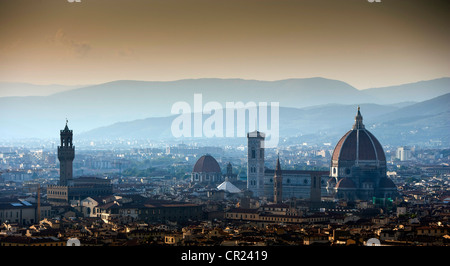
[
  {"x1": 273, "y1": 156, "x2": 283, "y2": 204},
  {"x1": 58, "y1": 119, "x2": 75, "y2": 186},
  {"x1": 247, "y1": 130, "x2": 265, "y2": 197}
]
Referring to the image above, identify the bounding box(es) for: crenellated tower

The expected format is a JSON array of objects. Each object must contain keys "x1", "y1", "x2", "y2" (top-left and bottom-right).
[{"x1": 58, "y1": 120, "x2": 75, "y2": 186}]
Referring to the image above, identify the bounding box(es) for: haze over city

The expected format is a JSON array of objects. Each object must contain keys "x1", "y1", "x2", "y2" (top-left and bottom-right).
[{"x1": 0, "y1": 0, "x2": 450, "y2": 255}]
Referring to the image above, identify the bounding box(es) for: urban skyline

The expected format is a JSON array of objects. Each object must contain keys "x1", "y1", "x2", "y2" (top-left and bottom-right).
[
  {"x1": 1, "y1": 107, "x2": 449, "y2": 248},
  {"x1": 0, "y1": 0, "x2": 449, "y2": 255}
]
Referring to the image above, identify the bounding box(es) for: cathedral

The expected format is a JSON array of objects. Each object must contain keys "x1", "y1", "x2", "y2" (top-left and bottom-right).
[
  {"x1": 246, "y1": 107, "x2": 397, "y2": 203},
  {"x1": 247, "y1": 131, "x2": 329, "y2": 202},
  {"x1": 326, "y1": 107, "x2": 397, "y2": 201},
  {"x1": 190, "y1": 154, "x2": 237, "y2": 184}
]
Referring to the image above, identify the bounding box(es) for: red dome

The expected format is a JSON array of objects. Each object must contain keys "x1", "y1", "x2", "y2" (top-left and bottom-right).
[
  {"x1": 332, "y1": 129, "x2": 386, "y2": 162},
  {"x1": 193, "y1": 155, "x2": 221, "y2": 173},
  {"x1": 332, "y1": 107, "x2": 385, "y2": 163}
]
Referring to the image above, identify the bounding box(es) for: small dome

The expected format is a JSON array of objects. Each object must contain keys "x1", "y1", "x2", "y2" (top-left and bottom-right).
[
  {"x1": 193, "y1": 155, "x2": 221, "y2": 173},
  {"x1": 336, "y1": 178, "x2": 356, "y2": 189}
]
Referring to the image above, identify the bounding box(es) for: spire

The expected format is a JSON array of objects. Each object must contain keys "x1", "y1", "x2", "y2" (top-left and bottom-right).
[
  {"x1": 275, "y1": 155, "x2": 282, "y2": 176},
  {"x1": 64, "y1": 118, "x2": 69, "y2": 131},
  {"x1": 352, "y1": 105, "x2": 365, "y2": 130},
  {"x1": 273, "y1": 154, "x2": 283, "y2": 204}
]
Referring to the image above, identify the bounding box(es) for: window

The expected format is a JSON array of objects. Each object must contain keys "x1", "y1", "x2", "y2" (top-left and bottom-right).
[{"x1": 252, "y1": 149, "x2": 256, "y2": 159}]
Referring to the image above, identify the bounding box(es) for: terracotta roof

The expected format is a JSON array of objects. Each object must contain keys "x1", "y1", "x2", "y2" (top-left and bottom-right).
[
  {"x1": 332, "y1": 129, "x2": 386, "y2": 162},
  {"x1": 262, "y1": 203, "x2": 290, "y2": 209},
  {"x1": 228, "y1": 208, "x2": 259, "y2": 214},
  {"x1": 193, "y1": 154, "x2": 221, "y2": 173},
  {"x1": 332, "y1": 130, "x2": 352, "y2": 161}
]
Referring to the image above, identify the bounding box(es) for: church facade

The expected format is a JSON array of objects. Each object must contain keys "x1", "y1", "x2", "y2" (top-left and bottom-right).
[{"x1": 247, "y1": 130, "x2": 329, "y2": 201}]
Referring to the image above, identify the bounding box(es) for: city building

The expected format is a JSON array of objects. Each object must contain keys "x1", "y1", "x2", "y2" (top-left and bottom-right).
[
  {"x1": 397, "y1": 146, "x2": 413, "y2": 161},
  {"x1": 327, "y1": 107, "x2": 398, "y2": 201},
  {"x1": 138, "y1": 200, "x2": 204, "y2": 224},
  {"x1": 224, "y1": 162, "x2": 238, "y2": 182},
  {"x1": 47, "y1": 122, "x2": 113, "y2": 205},
  {"x1": 247, "y1": 130, "x2": 329, "y2": 201},
  {"x1": 0, "y1": 236, "x2": 65, "y2": 246},
  {"x1": 0, "y1": 198, "x2": 52, "y2": 225},
  {"x1": 190, "y1": 154, "x2": 223, "y2": 184}
]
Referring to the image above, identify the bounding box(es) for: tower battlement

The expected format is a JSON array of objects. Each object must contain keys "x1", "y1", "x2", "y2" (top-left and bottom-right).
[{"x1": 58, "y1": 120, "x2": 75, "y2": 186}]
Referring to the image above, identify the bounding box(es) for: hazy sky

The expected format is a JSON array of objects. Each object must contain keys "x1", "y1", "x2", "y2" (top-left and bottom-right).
[{"x1": 0, "y1": 0, "x2": 448, "y2": 89}]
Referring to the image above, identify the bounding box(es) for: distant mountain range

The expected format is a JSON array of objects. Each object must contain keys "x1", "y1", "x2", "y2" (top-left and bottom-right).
[
  {"x1": 363, "y1": 78, "x2": 450, "y2": 104},
  {"x1": 0, "y1": 77, "x2": 449, "y2": 146},
  {"x1": 79, "y1": 93, "x2": 450, "y2": 146},
  {"x1": 0, "y1": 82, "x2": 86, "y2": 97}
]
